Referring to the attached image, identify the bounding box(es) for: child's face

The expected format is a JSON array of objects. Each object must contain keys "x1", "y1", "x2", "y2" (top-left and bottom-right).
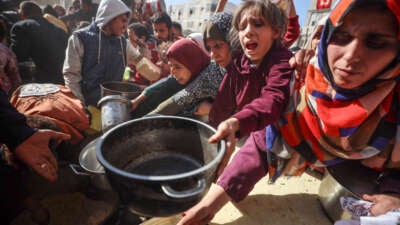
[
  {"x1": 170, "y1": 26, "x2": 182, "y2": 39},
  {"x1": 127, "y1": 29, "x2": 146, "y2": 48},
  {"x1": 127, "y1": 29, "x2": 139, "y2": 47},
  {"x1": 237, "y1": 9, "x2": 280, "y2": 65},
  {"x1": 107, "y1": 14, "x2": 129, "y2": 37},
  {"x1": 168, "y1": 58, "x2": 192, "y2": 85}
]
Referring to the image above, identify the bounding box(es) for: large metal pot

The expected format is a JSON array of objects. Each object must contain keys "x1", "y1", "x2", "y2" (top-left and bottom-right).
[
  {"x1": 96, "y1": 116, "x2": 225, "y2": 217},
  {"x1": 318, "y1": 160, "x2": 380, "y2": 221},
  {"x1": 100, "y1": 81, "x2": 141, "y2": 99}
]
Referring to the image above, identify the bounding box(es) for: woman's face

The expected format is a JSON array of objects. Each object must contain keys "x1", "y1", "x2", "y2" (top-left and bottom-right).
[
  {"x1": 237, "y1": 8, "x2": 280, "y2": 66},
  {"x1": 327, "y1": 7, "x2": 398, "y2": 89},
  {"x1": 206, "y1": 38, "x2": 231, "y2": 67},
  {"x1": 169, "y1": 58, "x2": 192, "y2": 85}
]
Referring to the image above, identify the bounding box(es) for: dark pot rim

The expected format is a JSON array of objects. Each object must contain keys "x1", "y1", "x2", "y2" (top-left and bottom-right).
[{"x1": 96, "y1": 115, "x2": 226, "y2": 182}]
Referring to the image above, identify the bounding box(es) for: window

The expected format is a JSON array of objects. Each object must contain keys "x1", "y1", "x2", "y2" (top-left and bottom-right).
[
  {"x1": 189, "y1": 7, "x2": 195, "y2": 16},
  {"x1": 210, "y1": 3, "x2": 217, "y2": 12}
]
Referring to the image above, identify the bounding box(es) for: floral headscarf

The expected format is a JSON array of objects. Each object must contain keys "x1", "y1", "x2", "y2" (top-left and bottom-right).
[{"x1": 203, "y1": 12, "x2": 233, "y2": 44}]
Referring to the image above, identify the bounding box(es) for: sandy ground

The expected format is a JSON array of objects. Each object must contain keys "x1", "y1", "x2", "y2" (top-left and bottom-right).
[
  {"x1": 210, "y1": 173, "x2": 333, "y2": 225},
  {"x1": 145, "y1": 173, "x2": 333, "y2": 225}
]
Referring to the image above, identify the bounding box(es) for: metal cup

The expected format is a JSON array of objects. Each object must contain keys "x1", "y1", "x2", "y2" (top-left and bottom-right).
[{"x1": 97, "y1": 95, "x2": 131, "y2": 132}]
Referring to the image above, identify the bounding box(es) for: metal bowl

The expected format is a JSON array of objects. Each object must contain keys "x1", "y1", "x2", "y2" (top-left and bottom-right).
[
  {"x1": 318, "y1": 160, "x2": 380, "y2": 221},
  {"x1": 70, "y1": 137, "x2": 112, "y2": 191},
  {"x1": 96, "y1": 116, "x2": 226, "y2": 217}
]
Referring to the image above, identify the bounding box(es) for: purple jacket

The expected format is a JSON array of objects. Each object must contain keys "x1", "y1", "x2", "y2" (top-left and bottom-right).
[{"x1": 209, "y1": 44, "x2": 293, "y2": 138}]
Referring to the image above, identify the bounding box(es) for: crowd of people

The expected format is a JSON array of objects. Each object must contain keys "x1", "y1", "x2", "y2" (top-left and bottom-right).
[{"x1": 0, "y1": 0, "x2": 399, "y2": 224}]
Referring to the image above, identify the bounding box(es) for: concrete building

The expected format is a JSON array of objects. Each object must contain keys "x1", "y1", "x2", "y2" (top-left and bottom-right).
[
  {"x1": 296, "y1": 0, "x2": 338, "y2": 48},
  {"x1": 168, "y1": 0, "x2": 237, "y2": 35}
]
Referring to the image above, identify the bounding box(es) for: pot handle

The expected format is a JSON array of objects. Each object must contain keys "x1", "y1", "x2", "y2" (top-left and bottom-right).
[
  {"x1": 161, "y1": 179, "x2": 206, "y2": 199},
  {"x1": 69, "y1": 164, "x2": 91, "y2": 176}
]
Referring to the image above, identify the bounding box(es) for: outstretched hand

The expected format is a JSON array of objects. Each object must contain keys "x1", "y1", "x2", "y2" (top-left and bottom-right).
[
  {"x1": 209, "y1": 117, "x2": 239, "y2": 177},
  {"x1": 14, "y1": 129, "x2": 70, "y2": 182},
  {"x1": 177, "y1": 184, "x2": 231, "y2": 225},
  {"x1": 363, "y1": 194, "x2": 400, "y2": 216}
]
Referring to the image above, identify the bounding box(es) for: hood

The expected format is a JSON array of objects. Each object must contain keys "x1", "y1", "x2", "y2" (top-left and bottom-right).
[{"x1": 95, "y1": 0, "x2": 131, "y2": 28}]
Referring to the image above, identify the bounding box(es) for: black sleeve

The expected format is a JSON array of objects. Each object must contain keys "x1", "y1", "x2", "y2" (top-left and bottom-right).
[{"x1": 0, "y1": 89, "x2": 35, "y2": 150}]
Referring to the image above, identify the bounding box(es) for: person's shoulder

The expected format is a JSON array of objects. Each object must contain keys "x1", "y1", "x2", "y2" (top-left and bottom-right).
[
  {"x1": 11, "y1": 18, "x2": 40, "y2": 33},
  {"x1": 13, "y1": 18, "x2": 39, "y2": 27},
  {"x1": 73, "y1": 23, "x2": 96, "y2": 36},
  {"x1": 268, "y1": 44, "x2": 293, "y2": 61}
]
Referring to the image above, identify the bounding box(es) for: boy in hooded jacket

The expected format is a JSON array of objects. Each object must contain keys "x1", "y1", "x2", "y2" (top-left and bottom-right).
[{"x1": 63, "y1": 0, "x2": 140, "y2": 107}]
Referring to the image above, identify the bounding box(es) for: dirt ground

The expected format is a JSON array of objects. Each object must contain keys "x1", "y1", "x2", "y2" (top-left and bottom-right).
[
  {"x1": 209, "y1": 173, "x2": 333, "y2": 225},
  {"x1": 144, "y1": 173, "x2": 333, "y2": 225}
]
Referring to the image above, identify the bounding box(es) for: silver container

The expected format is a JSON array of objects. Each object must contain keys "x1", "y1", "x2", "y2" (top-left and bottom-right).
[
  {"x1": 98, "y1": 95, "x2": 131, "y2": 132},
  {"x1": 100, "y1": 81, "x2": 141, "y2": 99},
  {"x1": 70, "y1": 137, "x2": 111, "y2": 190},
  {"x1": 318, "y1": 160, "x2": 380, "y2": 221}
]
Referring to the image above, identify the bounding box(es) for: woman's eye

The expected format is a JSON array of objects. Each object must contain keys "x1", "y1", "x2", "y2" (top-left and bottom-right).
[
  {"x1": 330, "y1": 31, "x2": 352, "y2": 45},
  {"x1": 365, "y1": 40, "x2": 386, "y2": 49},
  {"x1": 365, "y1": 35, "x2": 394, "y2": 50}
]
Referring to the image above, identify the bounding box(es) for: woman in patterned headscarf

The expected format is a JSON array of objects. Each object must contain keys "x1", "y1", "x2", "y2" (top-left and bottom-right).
[
  {"x1": 203, "y1": 11, "x2": 235, "y2": 68},
  {"x1": 177, "y1": 0, "x2": 400, "y2": 224}
]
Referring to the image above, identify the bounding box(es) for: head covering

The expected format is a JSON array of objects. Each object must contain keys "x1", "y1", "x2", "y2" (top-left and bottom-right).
[
  {"x1": 303, "y1": 14, "x2": 328, "y2": 49},
  {"x1": 95, "y1": 0, "x2": 131, "y2": 28},
  {"x1": 266, "y1": 0, "x2": 400, "y2": 182},
  {"x1": 318, "y1": 0, "x2": 400, "y2": 96},
  {"x1": 187, "y1": 32, "x2": 206, "y2": 52},
  {"x1": 203, "y1": 12, "x2": 232, "y2": 44},
  {"x1": 166, "y1": 38, "x2": 210, "y2": 77}
]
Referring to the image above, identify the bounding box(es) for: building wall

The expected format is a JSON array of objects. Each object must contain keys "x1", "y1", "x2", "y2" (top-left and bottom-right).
[
  {"x1": 296, "y1": 0, "x2": 338, "y2": 48},
  {"x1": 168, "y1": 0, "x2": 236, "y2": 35}
]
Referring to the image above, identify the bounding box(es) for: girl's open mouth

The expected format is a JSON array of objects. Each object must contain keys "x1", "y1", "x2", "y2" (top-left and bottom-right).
[{"x1": 246, "y1": 43, "x2": 258, "y2": 50}]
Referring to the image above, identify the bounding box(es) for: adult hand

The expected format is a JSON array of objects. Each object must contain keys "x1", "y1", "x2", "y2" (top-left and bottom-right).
[
  {"x1": 209, "y1": 117, "x2": 239, "y2": 177},
  {"x1": 289, "y1": 48, "x2": 315, "y2": 87},
  {"x1": 363, "y1": 194, "x2": 400, "y2": 216},
  {"x1": 14, "y1": 129, "x2": 71, "y2": 182},
  {"x1": 177, "y1": 184, "x2": 231, "y2": 225}
]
